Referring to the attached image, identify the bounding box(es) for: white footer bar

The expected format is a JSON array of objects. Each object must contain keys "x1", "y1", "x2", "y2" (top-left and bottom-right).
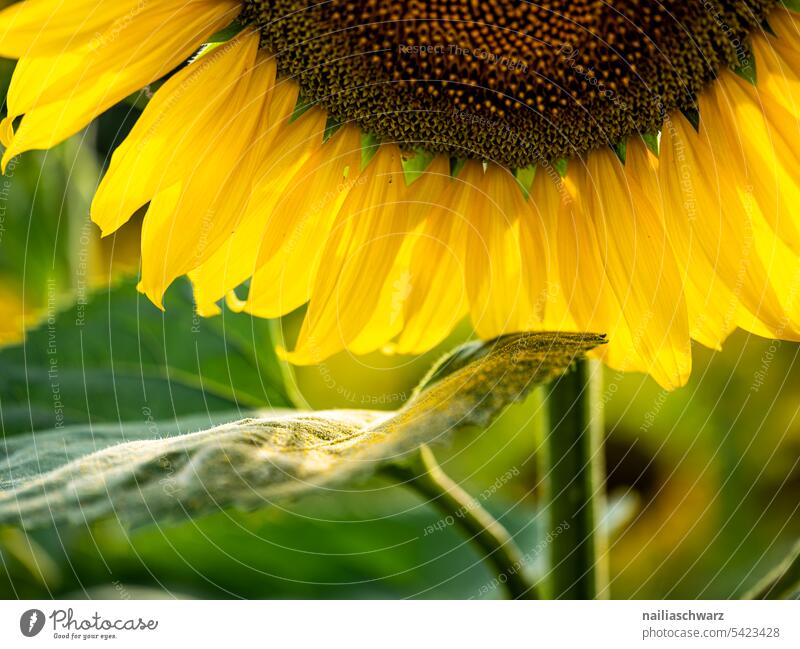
[{"x1": 1, "y1": 600, "x2": 798, "y2": 648}]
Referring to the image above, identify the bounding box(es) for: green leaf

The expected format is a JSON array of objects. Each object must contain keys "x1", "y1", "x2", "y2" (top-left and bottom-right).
[
  {"x1": 0, "y1": 279, "x2": 291, "y2": 435},
  {"x1": 0, "y1": 332, "x2": 604, "y2": 529}
]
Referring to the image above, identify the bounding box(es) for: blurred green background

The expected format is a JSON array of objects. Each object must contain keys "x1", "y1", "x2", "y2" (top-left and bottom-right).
[{"x1": 1, "y1": 57, "x2": 799, "y2": 600}]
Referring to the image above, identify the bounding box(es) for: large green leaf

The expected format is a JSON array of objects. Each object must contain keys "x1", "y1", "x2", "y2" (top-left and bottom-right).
[
  {"x1": 0, "y1": 332, "x2": 603, "y2": 529},
  {"x1": 0, "y1": 279, "x2": 292, "y2": 434}
]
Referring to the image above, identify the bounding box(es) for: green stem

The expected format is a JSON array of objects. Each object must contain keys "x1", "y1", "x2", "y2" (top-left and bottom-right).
[
  {"x1": 267, "y1": 318, "x2": 312, "y2": 410},
  {"x1": 385, "y1": 445, "x2": 537, "y2": 599},
  {"x1": 538, "y1": 357, "x2": 608, "y2": 599},
  {"x1": 745, "y1": 539, "x2": 800, "y2": 599}
]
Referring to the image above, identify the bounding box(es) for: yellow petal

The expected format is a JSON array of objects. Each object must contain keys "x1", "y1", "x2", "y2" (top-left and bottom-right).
[
  {"x1": 709, "y1": 70, "x2": 800, "y2": 255},
  {"x1": 189, "y1": 80, "x2": 310, "y2": 315},
  {"x1": 0, "y1": 0, "x2": 146, "y2": 57},
  {"x1": 0, "y1": 0, "x2": 240, "y2": 166},
  {"x1": 751, "y1": 35, "x2": 800, "y2": 116},
  {"x1": 556, "y1": 167, "x2": 639, "y2": 374},
  {"x1": 768, "y1": 7, "x2": 800, "y2": 49},
  {"x1": 139, "y1": 55, "x2": 279, "y2": 305},
  {"x1": 693, "y1": 83, "x2": 800, "y2": 338},
  {"x1": 394, "y1": 156, "x2": 469, "y2": 354},
  {"x1": 286, "y1": 144, "x2": 414, "y2": 364},
  {"x1": 580, "y1": 148, "x2": 691, "y2": 389},
  {"x1": 522, "y1": 166, "x2": 574, "y2": 331},
  {"x1": 91, "y1": 31, "x2": 259, "y2": 234},
  {"x1": 748, "y1": 212, "x2": 800, "y2": 333},
  {"x1": 242, "y1": 122, "x2": 364, "y2": 318},
  {"x1": 633, "y1": 131, "x2": 736, "y2": 350},
  {"x1": 346, "y1": 234, "x2": 416, "y2": 356},
  {"x1": 191, "y1": 106, "x2": 336, "y2": 316},
  {"x1": 458, "y1": 162, "x2": 532, "y2": 338}
]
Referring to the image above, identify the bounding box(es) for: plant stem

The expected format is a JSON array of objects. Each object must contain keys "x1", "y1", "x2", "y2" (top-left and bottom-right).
[
  {"x1": 538, "y1": 357, "x2": 608, "y2": 599},
  {"x1": 267, "y1": 318, "x2": 313, "y2": 410},
  {"x1": 745, "y1": 539, "x2": 800, "y2": 599},
  {"x1": 385, "y1": 445, "x2": 537, "y2": 599}
]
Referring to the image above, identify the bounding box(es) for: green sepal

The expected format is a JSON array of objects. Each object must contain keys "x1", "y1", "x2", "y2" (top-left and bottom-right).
[
  {"x1": 449, "y1": 157, "x2": 467, "y2": 178},
  {"x1": 514, "y1": 165, "x2": 537, "y2": 199},
  {"x1": 554, "y1": 158, "x2": 569, "y2": 178},
  {"x1": 360, "y1": 132, "x2": 380, "y2": 169},
  {"x1": 641, "y1": 132, "x2": 660, "y2": 157},
  {"x1": 401, "y1": 149, "x2": 435, "y2": 185},
  {"x1": 734, "y1": 58, "x2": 757, "y2": 86},
  {"x1": 612, "y1": 139, "x2": 627, "y2": 164},
  {"x1": 289, "y1": 94, "x2": 315, "y2": 123},
  {"x1": 681, "y1": 105, "x2": 700, "y2": 132},
  {"x1": 205, "y1": 20, "x2": 245, "y2": 44},
  {"x1": 323, "y1": 115, "x2": 344, "y2": 142}
]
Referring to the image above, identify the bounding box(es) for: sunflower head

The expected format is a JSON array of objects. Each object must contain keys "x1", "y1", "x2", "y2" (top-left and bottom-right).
[
  {"x1": 246, "y1": 0, "x2": 774, "y2": 167},
  {"x1": 2, "y1": 0, "x2": 800, "y2": 390}
]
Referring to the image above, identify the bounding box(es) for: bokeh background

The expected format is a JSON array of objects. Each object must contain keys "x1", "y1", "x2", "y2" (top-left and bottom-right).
[{"x1": 1, "y1": 53, "x2": 799, "y2": 600}]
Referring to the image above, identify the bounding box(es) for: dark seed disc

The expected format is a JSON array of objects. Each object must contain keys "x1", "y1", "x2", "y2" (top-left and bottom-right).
[{"x1": 244, "y1": 0, "x2": 776, "y2": 168}]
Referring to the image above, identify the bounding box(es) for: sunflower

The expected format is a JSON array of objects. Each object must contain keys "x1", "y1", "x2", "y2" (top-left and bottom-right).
[{"x1": 2, "y1": 0, "x2": 800, "y2": 389}]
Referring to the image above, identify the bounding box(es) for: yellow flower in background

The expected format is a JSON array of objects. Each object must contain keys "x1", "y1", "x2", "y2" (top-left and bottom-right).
[
  {"x1": 0, "y1": 284, "x2": 32, "y2": 345},
  {"x1": 2, "y1": 0, "x2": 800, "y2": 389}
]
